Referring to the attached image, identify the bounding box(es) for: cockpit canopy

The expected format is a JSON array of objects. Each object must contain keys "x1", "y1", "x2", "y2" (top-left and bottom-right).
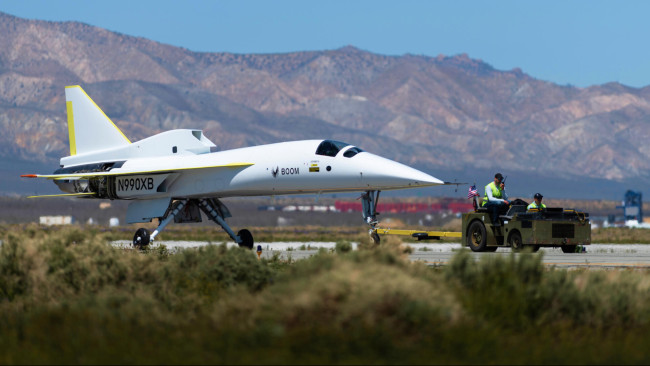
[{"x1": 315, "y1": 140, "x2": 365, "y2": 158}]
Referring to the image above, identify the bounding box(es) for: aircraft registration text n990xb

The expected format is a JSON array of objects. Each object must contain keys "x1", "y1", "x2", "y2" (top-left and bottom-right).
[{"x1": 116, "y1": 174, "x2": 168, "y2": 198}]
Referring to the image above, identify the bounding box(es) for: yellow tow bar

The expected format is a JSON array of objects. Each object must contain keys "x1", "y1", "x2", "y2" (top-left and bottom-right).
[{"x1": 373, "y1": 228, "x2": 462, "y2": 240}]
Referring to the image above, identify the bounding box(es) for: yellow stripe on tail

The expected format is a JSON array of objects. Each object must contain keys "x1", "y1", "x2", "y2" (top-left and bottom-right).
[{"x1": 66, "y1": 101, "x2": 76, "y2": 155}]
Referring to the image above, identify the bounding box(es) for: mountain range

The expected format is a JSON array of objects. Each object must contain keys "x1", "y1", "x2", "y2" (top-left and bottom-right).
[{"x1": 1, "y1": 11, "x2": 649, "y2": 199}]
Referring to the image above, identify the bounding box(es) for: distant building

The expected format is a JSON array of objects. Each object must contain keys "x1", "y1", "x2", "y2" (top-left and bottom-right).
[
  {"x1": 334, "y1": 200, "x2": 473, "y2": 214},
  {"x1": 39, "y1": 216, "x2": 74, "y2": 226}
]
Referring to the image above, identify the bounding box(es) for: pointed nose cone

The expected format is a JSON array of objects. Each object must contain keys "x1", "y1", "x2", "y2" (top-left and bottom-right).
[{"x1": 358, "y1": 153, "x2": 444, "y2": 190}]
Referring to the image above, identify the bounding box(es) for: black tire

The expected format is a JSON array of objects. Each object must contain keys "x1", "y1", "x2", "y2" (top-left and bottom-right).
[
  {"x1": 561, "y1": 245, "x2": 577, "y2": 253},
  {"x1": 509, "y1": 231, "x2": 524, "y2": 252},
  {"x1": 370, "y1": 231, "x2": 381, "y2": 244},
  {"x1": 237, "y1": 229, "x2": 254, "y2": 249},
  {"x1": 467, "y1": 220, "x2": 488, "y2": 252},
  {"x1": 484, "y1": 246, "x2": 498, "y2": 252},
  {"x1": 133, "y1": 228, "x2": 150, "y2": 249}
]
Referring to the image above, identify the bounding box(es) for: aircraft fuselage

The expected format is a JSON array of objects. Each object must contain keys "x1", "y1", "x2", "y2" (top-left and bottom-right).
[{"x1": 55, "y1": 139, "x2": 443, "y2": 199}]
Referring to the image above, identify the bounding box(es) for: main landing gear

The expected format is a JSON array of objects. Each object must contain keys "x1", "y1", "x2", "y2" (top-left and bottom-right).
[
  {"x1": 132, "y1": 198, "x2": 254, "y2": 250},
  {"x1": 361, "y1": 190, "x2": 381, "y2": 244}
]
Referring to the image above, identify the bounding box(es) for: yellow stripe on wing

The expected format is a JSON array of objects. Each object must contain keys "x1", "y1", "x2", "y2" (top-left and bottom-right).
[
  {"x1": 36, "y1": 162, "x2": 255, "y2": 180},
  {"x1": 27, "y1": 192, "x2": 96, "y2": 198}
]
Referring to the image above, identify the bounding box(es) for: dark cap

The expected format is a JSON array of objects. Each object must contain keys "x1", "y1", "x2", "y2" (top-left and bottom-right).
[
  {"x1": 495, "y1": 173, "x2": 503, "y2": 181},
  {"x1": 534, "y1": 193, "x2": 543, "y2": 199}
]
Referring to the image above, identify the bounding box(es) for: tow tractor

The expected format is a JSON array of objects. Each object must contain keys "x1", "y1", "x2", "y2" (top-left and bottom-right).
[
  {"x1": 461, "y1": 198, "x2": 591, "y2": 252},
  {"x1": 371, "y1": 197, "x2": 591, "y2": 253}
]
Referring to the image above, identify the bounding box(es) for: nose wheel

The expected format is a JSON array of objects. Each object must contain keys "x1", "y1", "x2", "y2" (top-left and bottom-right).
[{"x1": 370, "y1": 230, "x2": 381, "y2": 244}]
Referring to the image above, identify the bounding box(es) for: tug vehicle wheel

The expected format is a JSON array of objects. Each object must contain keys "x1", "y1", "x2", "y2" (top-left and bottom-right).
[
  {"x1": 509, "y1": 231, "x2": 524, "y2": 252},
  {"x1": 561, "y1": 245, "x2": 577, "y2": 253},
  {"x1": 467, "y1": 220, "x2": 487, "y2": 252}
]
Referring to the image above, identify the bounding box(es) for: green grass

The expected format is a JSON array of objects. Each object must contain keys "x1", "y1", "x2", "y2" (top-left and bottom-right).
[{"x1": 0, "y1": 224, "x2": 649, "y2": 364}]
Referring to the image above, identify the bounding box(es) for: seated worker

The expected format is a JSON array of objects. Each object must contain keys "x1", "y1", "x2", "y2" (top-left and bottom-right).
[
  {"x1": 527, "y1": 193, "x2": 546, "y2": 211},
  {"x1": 481, "y1": 173, "x2": 509, "y2": 226}
]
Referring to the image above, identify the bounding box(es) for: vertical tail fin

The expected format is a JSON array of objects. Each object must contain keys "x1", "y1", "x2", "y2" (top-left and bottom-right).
[{"x1": 64, "y1": 85, "x2": 130, "y2": 156}]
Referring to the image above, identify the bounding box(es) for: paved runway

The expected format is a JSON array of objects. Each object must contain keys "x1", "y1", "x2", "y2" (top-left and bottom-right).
[
  {"x1": 408, "y1": 244, "x2": 650, "y2": 269},
  {"x1": 114, "y1": 240, "x2": 650, "y2": 269}
]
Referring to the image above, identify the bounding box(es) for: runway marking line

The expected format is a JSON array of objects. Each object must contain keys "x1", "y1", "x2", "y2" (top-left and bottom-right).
[
  {"x1": 549, "y1": 262, "x2": 650, "y2": 267},
  {"x1": 420, "y1": 260, "x2": 650, "y2": 268}
]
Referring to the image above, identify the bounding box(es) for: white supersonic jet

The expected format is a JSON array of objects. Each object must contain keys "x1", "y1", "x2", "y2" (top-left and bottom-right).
[{"x1": 22, "y1": 86, "x2": 445, "y2": 248}]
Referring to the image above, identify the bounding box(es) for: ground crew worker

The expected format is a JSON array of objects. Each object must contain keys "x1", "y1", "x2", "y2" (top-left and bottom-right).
[
  {"x1": 527, "y1": 193, "x2": 546, "y2": 211},
  {"x1": 482, "y1": 173, "x2": 509, "y2": 226}
]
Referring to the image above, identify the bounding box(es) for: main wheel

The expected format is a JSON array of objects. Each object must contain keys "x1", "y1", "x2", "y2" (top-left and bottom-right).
[
  {"x1": 133, "y1": 228, "x2": 150, "y2": 249},
  {"x1": 237, "y1": 229, "x2": 254, "y2": 249},
  {"x1": 467, "y1": 220, "x2": 487, "y2": 252},
  {"x1": 509, "y1": 231, "x2": 524, "y2": 252},
  {"x1": 561, "y1": 245, "x2": 577, "y2": 253}
]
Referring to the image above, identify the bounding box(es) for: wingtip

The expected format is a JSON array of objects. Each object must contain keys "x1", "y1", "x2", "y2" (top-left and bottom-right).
[{"x1": 21, "y1": 174, "x2": 38, "y2": 178}]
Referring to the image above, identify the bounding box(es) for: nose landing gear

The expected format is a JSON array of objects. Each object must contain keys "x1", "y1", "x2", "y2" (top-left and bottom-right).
[{"x1": 361, "y1": 190, "x2": 381, "y2": 244}]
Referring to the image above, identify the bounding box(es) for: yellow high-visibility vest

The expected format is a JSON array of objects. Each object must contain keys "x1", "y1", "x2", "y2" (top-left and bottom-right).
[
  {"x1": 527, "y1": 202, "x2": 546, "y2": 210},
  {"x1": 482, "y1": 181, "x2": 504, "y2": 206}
]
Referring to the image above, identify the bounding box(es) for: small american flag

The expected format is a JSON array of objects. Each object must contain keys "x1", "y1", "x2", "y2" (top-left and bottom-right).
[{"x1": 467, "y1": 185, "x2": 479, "y2": 199}]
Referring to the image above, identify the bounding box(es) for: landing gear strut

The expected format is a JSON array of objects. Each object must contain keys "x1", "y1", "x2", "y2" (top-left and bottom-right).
[
  {"x1": 198, "y1": 198, "x2": 254, "y2": 249},
  {"x1": 131, "y1": 198, "x2": 254, "y2": 250},
  {"x1": 361, "y1": 190, "x2": 381, "y2": 244},
  {"x1": 133, "y1": 199, "x2": 189, "y2": 250}
]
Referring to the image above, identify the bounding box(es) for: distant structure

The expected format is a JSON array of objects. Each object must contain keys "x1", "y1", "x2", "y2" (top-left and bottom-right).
[
  {"x1": 334, "y1": 200, "x2": 473, "y2": 214},
  {"x1": 258, "y1": 205, "x2": 337, "y2": 212},
  {"x1": 606, "y1": 190, "x2": 650, "y2": 228},
  {"x1": 259, "y1": 200, "x2": 474, "y2": 214},
  {"x1": 617, "y1": 190, "x2": 643, "y2": 222},
  {"x1": 109, "y1": 218, "x2": 120, "y2": 227},
  {"x1": 39, "y1": 216, "x2": 74, "y2": 226}
]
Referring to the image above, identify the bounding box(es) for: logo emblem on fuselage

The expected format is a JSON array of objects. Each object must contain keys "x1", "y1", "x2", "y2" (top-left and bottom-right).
[{"x1": 271, "y1": 166, "x2": 300, "y2": 178}]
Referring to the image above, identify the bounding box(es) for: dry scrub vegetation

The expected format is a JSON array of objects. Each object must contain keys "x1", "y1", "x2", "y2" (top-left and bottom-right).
[{"x1": 0, "y1": 224, "x2": 649, "y2": 364}]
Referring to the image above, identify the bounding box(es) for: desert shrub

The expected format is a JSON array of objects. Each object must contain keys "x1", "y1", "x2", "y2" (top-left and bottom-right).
[
  {"x1": 445, "y1": 249, "x2": 548, "y2": 328},
  {"x1": 334, "y1": 240, "x2": 352, "y2": 253},
  {"x1": 162, "y1": 244, "x2": 273, "y2": 301},
  {"x1": 0, "y1": 224, "x2": 649, "y2": 364},
  {"x1": 0, "y1": 233, "x2": 37, "y2": 301},
  {"x1": 209, "y1": 247, "x2": 462, "y2": 364},
  {"x1": 445, "y1": 249, "x2": 650, "y2": 330}
]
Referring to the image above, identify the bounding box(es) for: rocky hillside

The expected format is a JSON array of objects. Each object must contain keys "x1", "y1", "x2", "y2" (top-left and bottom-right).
[{"x1": 1, "y1": 11, "x2": 650, "y2": 197}]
